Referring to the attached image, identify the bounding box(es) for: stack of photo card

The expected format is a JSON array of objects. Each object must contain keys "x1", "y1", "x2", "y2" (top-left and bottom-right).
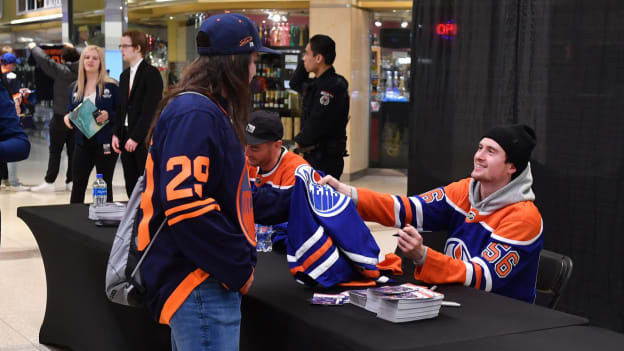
[
  {"x1": 347, "y1": 289, "x2": 367, "y2": 309},
  {"x1": 360, "y1": 283, "x2": 444, "y2": 323}
]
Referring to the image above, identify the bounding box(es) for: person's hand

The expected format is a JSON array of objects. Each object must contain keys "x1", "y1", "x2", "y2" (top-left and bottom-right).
[
  {"x1": 63, "y1": 113, "x2": 73, "y2": 129},
  {"x1": 317, "y1": 175, "x2": 352, "y2": 197},
  {"x1": 111, "y1": 135, "x2": 122, "y2": 154},
  {"x1": 27, "y1": 42, "x2": 36, "y2": 50},
  {"x1": 396, "y1": 224, "x2": 426, "y2": 263},
  {"x1": 124, "y1": 138, "x2": 138, "y2": 152},
  {"x1": 96, "y1": 110, "x2": 109, "y2": 124},
  {"x1": 19, "y1": 88, "x2": 30, "y2": 98}
]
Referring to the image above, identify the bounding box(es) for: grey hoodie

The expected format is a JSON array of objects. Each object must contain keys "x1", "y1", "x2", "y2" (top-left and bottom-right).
[
  {"x1": 469, "y1": 162, "x2": 536, "y2": 214},
  {"x1": 30, "y1": 46, "x2": 80, "y2": 116}
]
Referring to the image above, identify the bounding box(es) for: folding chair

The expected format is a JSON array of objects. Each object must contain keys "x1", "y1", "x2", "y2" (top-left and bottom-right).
[{"x1": 535, "y1": 249, "x2": 573, "y2": 309}]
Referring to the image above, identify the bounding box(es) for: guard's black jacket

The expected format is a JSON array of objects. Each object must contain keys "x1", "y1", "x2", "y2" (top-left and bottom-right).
[{"x1": 290, "y1": 60, "x2": 349, "y2": 155}]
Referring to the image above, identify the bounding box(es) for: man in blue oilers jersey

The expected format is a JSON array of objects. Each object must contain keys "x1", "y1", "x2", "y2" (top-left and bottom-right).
[{"x1": 320, "y1": 124, "x2": 543, "y2": 303}]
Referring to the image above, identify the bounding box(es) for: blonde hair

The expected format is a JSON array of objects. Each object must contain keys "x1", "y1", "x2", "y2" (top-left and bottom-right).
[{"x1": 73, "y1": 45, "x2": 117, "y2": 102}]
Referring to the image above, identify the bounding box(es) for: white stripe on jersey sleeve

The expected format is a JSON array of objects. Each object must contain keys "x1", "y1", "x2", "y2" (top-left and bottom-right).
[
  {"x1": 293, "y1": 226, "x2": 325, "y2": 261},
  {"x1": 265, "y1": 181, "x2": 294, "y2": 190},
  {"x1": 472, "y1": 257, "x2": 492, "y2": 292},
  {"x1": 340, "y1": 248, "x2": 379, "y2": 266},
  {"x1": 445, "y1": 195, "x2": 468, "y2": 217},
  {"x1": 393, "y1": 196, "x2": 401, "y2": 228},
  {"x1": 409, "y1": 196, "x2": 424, "y2": 232},
  {"x1": 463, "y1": 260, "x2": 474, "y2": 286},
  {"x1": 308, "y1": 248, "x2": 340, "y2": 279}
]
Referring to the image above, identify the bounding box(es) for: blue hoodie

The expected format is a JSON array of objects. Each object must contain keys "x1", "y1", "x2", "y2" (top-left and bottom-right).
[{"x1": 0, "y1": 83, "x2": 29, "y2": 162}]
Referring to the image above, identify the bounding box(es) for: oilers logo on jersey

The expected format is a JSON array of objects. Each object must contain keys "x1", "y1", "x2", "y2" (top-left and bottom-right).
[
  {"x1": 445, "y1": 238, "x2": 471, "y2": 261},
  {"x1": 296, "y1": 165, "x2": 350, "y2": 217}
]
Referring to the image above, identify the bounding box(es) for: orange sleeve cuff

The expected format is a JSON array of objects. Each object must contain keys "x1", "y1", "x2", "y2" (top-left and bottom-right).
[{"x1": 413, "y1": 248, "x2": 467, "y2": 285}]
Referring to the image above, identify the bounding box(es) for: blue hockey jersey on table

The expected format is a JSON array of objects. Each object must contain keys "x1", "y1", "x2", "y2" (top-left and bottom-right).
[
  {"x1": 355, "y1": 164, "x2": 543, "y2": 303},
  {"x1": 286, "y1": 165, "x2": 394, "y2": 287},
  {"x1": 138, "y1": 92, "x2": 256, "y2": 325}
]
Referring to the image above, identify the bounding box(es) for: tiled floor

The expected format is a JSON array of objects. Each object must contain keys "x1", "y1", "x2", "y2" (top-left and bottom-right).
[{"x1": 0, "y1": 132, "x2": 406, "y2": 350}]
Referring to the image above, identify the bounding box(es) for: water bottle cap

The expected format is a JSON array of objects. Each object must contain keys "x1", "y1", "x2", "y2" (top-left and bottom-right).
[{"x1": 96, "y1": 174, "x2": 103, "y2": 178}]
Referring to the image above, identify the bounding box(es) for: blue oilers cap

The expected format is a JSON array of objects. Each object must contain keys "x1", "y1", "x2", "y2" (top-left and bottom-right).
[
  {"x1": 196, "y1": 13, "x2": 280, "y2": 56},
  {"x1": 1, "y1": 53, "x2": 21, "y2": 65}
]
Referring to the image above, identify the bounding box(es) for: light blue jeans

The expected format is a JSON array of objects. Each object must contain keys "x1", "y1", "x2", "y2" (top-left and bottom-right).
[{"x1": 169, "y1": 278, "x2": 242, "y2": 351}]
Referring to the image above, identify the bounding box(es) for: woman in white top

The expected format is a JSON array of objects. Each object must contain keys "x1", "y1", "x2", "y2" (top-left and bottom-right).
[{"x1": 64, "y1": 45, "x2": 120, "y2": 204}]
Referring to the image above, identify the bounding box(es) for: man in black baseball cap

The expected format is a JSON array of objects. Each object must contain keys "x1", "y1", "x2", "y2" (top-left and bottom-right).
[
  {"x1": 318, "y1": 123, "x2": 543, "y2": 303},
  {"x1": 245, "y1": 110, "x2": 308, "y2": 225}
]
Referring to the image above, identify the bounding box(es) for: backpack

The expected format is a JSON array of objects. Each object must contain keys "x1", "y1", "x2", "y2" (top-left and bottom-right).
[{"x1": 105, "y1": 174, "x2": 166, "y2": 307}]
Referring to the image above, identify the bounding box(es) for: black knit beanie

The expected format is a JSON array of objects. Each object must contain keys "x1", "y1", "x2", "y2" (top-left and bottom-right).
[{"x1": 483, "y1": 124, "x2": 536, "y2": 178}]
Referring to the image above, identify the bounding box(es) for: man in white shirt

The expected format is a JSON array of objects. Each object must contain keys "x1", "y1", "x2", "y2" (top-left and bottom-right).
[{"x1": 112, "y1": 30, "x2": 163, "y2": 197}]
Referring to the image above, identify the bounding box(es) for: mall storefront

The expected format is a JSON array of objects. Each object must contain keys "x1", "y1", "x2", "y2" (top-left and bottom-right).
[{"x1": 0, "y1": 0, "x2": 413, "y2": 177}]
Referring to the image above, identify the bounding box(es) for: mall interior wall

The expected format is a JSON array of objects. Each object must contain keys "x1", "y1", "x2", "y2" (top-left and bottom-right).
[{"x1": 408, "y1": 0, "x2": 624, "y2": 332}]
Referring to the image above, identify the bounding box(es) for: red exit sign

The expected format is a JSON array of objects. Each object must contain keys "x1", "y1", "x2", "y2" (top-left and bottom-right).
[{"x1": 436, "y1": 21, "x2": 458, "y2": 39}]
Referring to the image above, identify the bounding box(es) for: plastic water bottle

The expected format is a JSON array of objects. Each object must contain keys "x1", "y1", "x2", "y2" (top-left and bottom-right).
[
  {"x1": 93, "y1": 174, "x2": 107, "y2": 207},
  {"x1": 255, "y1": 224, "x2": 273, "y2": 252}
]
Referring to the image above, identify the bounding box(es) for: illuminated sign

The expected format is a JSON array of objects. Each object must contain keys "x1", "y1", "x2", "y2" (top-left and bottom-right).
[{"x1": 436, "y1": 20, "x2": 458, "y2": 39}]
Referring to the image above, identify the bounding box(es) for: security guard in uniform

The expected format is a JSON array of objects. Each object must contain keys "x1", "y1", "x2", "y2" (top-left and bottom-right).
[{"x1": 290, "y1": 34, "x2": 349, "y2": 179}]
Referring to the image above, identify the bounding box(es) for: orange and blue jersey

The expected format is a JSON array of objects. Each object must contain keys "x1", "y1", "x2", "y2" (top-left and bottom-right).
[
  {"x1": 286, "y1": 165, "x2": 401, "y2": 287},
  {"x1": 355, "y1": 166, "x2": 543, "y2": 303},
  {"x1": 138, "y1": 92, "x2": 256, "y2": 325},
  {"x1": 248, "y1": 147, "x2": 308, "y2": 225}
]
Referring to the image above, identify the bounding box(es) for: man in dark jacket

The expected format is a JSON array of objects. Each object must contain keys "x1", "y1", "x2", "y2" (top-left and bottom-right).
[
  {"x1": 290, "y1": 34, "x2": 350, "y2": 179},
  {"x1": 112, "y1": 30, "x2": 163, "y2": 197},
  {"x1": 28, "y1": 42, "x2": 80, "y2": 192}
]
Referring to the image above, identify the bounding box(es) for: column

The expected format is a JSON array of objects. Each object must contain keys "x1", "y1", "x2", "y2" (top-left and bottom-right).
[
  {"x1": 309, "y1": 0, "x2": 371, "y2": 179},
  {"x1": 103, "y1": 0, "x2": 127, "y2": 51}
]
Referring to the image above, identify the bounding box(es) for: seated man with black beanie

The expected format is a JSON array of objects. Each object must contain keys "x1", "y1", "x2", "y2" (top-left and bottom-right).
[{"x1": 320, "y1": 124, "x2": 543, "y2": 303}]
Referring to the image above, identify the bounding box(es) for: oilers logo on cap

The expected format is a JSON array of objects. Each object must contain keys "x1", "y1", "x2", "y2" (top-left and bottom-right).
[{"x1": 295, "y1": 165, "x2": 350, "y2": 217}]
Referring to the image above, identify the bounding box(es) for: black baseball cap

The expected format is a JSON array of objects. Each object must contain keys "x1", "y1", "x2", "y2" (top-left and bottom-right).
[
  {"x1": 245, "y1": 110, "x2": 283, "y2": 145},
  {"x1": 196, "y1": 13, "x2": 280, "y2": 56}
]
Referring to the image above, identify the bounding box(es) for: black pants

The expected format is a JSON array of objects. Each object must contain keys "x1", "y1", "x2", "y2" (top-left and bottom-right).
[
  {"x1": 304, "y1": 151, "x2": 345, "y2": 180},
  {"x1": 0, "y1": 162, "x2": 6, "y2": 180},
  {"x1": 119, "y1": 130, "x2": 148, "y2": 197},
  {"x1": 70, "y1": 139, "x2": 118, "y2": 204},
  {"x1": 44, "y1": 114, "x2": 75, "y2": 184}
]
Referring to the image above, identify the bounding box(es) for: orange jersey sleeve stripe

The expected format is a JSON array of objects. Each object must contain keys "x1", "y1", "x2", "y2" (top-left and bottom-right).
[
  {"x1": 356, "y1": 187, "x2": 397, "y2": 227},
  {"x1": 413, "y1": 248, "x2": 467, "y2": 284},
  {"x1": 167, "y1": 203, "x2": 221, "y2": 226},
  {"x1": 138, "y1": 154, "x2": 155, "y2": 251},
  {"x1": 289, "y1": 237, "x2": 334, "y2": 275},
  {"x1": 159, "y1": 269, "x2": 210, "y2": 325},
  {"x1": 338, "y1": 279, "x2": 377, "y2": 287},
  {"x1": 400, "y1": 196, "x2": 413, "y2": 226},
  {"x1": 164, "y1": 198, "x2": 219, "y2": 217}
]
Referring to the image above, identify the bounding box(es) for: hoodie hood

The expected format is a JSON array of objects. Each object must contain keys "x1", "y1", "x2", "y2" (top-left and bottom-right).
[{"x1": 469, "y1": 162, "x2": 535, "y2": 214}]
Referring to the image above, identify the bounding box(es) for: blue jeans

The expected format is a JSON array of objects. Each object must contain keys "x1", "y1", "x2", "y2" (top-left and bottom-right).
[{"x1": 170, "y1": 278, "x2": 242, "y2": 351}]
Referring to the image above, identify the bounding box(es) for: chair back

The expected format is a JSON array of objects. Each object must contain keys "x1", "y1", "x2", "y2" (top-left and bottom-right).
[{"x1": 535, "y1": 249, "x2": 573, "y2": 309}]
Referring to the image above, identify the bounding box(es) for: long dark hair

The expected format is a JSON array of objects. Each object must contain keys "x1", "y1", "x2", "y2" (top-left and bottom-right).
[{"x1": 146, "y1": 53, "x2": 252, "y2": 146}]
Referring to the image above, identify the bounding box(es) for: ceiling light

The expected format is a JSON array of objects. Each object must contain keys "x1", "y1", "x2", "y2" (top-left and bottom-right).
[
  {"x1": 281, "y1": 15, "x2": 288, "y2": 22},
  {"x1": 272, "y1": 14, "x2": 281, "y2": 22},
  {"x1": 374, "y1": 20, "x2": 382, "y2": 27},
  {"x1": 401, "y1": 21, "x2": 408, "y2": 28}
]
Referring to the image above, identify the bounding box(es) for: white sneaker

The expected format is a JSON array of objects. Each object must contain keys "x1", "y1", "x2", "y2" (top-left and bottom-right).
[
  {"x1": 31, "y1": 182, "x2": 56, "y2": 193},
  {"x1": 65, "y1": 182, "x2": 73, "y2": 191},
  {"x1": 8, "y1": 184, "x2": 30, "y2": 192}
]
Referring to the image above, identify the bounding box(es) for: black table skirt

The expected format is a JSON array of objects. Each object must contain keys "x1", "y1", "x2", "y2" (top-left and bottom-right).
[
  {"x1": 19, "y1": 204, "x2": 590, "y2": 351},
  {"x1": 18, "y1": 204, "x2": 170, "y2": 351}
]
